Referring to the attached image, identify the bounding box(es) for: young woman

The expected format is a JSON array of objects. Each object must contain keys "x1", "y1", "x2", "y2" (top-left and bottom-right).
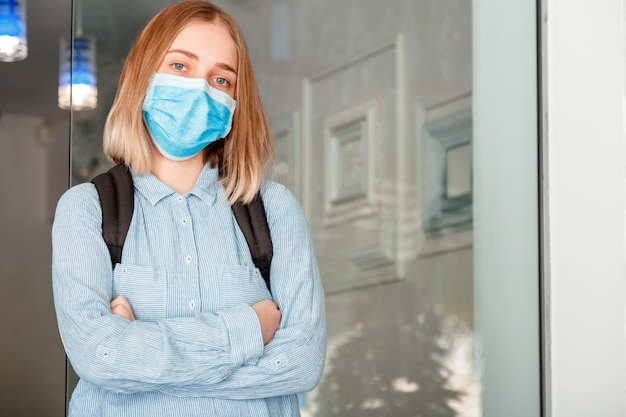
[{"x1": 52, "y1": 1, "x2": 326, "y2": 416}]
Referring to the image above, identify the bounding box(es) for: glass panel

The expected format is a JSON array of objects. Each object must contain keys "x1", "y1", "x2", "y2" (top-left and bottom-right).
[
  {"x1": 0, "y1": 0, "x2": 72, "y2": 415},
  {"x1": 69, "y1": 1, "x2": 540, "y2": 416},
  {"x1": 473, "y1": 1, "x2": 540, "y2": 414}
]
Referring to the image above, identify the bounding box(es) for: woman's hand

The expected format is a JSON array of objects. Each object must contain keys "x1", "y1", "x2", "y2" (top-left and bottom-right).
[
  {"x1": 111, "y1": 295, "x2": 136, "y2": 321},
  {"x1": 252, "y1": 300, "x2": 281, "y2": 345}
]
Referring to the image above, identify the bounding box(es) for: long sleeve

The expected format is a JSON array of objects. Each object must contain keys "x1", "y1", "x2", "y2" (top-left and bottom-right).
[
  {"x1": 52, "y1": 168, "x2": 326, "y2": 410},
  {"x1": 52, "y1": 184, "x2": 265, "y2": 394},
  {"x1": 160, "y1": 182, "x2": 327, "y2": 399}
]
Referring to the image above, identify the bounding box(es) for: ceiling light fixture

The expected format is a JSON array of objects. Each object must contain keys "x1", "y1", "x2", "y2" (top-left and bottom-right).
[
  {"x1": 58, "y1": 0, "x2": 97, "y2": 110},
  {"x1": 0, "y1": 0, "x2": 28, "y2": 62}
]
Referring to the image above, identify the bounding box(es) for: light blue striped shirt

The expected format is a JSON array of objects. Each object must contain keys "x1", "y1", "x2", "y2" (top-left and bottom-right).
[{"x1": 52, "y1": 164, "x2": 327, "y2": 417}]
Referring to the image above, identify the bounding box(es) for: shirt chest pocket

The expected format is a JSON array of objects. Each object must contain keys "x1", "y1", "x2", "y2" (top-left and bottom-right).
[
  {"x1": 112, "y1": 264, "x2": 166, "y2": 321},
  {"x1": 208, "y1": 264, "x2": 271, "y2": 310}
]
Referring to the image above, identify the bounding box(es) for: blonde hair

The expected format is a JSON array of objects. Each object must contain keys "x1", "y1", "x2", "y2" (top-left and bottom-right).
[{"x1": 103, "y1": 0, "x2": 273, "y2": 204}]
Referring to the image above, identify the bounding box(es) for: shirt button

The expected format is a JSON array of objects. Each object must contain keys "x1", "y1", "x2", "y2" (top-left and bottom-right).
[
  {"x1": 186, "y1": 255, "x2": 192, "y2": 263},
  {"x1": 182, "y1": 218, "x2": 188, "y2": 225},
  {"x1": 189, "y1": 299, "x2": 196, "y2": 310}
]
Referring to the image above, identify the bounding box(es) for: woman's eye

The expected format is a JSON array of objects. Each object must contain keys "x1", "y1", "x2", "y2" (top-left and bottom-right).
[
  {"x1": 214, "y1": 77, "x2": 229, "y2": 87},
  {"x1": 172, "y1": 62, "x2": 187, "y2": 71}
]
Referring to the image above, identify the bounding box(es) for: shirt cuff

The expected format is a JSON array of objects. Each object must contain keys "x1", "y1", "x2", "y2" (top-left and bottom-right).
[{"x1": 218, "y1": 304, "x2": 264, "y2": 366}]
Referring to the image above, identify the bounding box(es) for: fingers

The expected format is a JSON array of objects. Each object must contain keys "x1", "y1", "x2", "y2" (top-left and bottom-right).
[
  {"x1": 110, "y1": 295, "x2": 136, "y2": 321},
  {"x1": 254, "y1": 299, "x2": 279, "y2": 311},
  {"x1": 252, "y1": 300, "x2": 282, "y2": 345},
  {"x1": 111, "y1": 304, "x2": 133, "y2": 320},
  {"x1": 110, "y1": 295, "x2": 131, "y2": 311}
]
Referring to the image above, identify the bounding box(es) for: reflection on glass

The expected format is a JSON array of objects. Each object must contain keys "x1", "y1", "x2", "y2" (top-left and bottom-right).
[
  {"x1": 69, "y1": 0, "x2": 536, "y2": 416},
  {"x1": 58, "y1": 36, "x2": 97, "y2": 110},
  {"x1": 446, "y1": 143, "x2": 472, "y2": 199}
]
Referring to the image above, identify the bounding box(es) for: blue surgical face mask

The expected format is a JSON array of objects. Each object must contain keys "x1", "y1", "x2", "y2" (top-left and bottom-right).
[{"x1": 142, "y1": 73, "x2": 237, "y2": 161}]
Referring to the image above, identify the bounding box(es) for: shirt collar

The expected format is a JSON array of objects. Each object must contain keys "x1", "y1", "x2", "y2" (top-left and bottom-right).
[{"x1": 132, "y1": 164, "x2": 219, "y2": 206}]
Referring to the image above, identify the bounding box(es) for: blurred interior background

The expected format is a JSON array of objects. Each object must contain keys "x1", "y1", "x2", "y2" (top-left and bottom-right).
[{"x1": 0, "y1": 1, "x2": 548, "y2": 416}]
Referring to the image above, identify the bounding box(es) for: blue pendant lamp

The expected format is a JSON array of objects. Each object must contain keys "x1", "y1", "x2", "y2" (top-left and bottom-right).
[
  {"x1": 58, "y1": 0, "x2": 97, "y2": 110},
  {"x1": 0, "y1": 0, "x2": 28, "y2": 62}
]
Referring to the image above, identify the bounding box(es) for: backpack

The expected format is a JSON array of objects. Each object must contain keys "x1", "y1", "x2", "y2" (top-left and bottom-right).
[{"x1": 91, "y1": 164, "x2": 273, "y2": 292}]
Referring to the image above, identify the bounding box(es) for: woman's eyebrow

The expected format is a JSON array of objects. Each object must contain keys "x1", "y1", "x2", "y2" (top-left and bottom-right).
[
  {"x1": 216, "y1": 62, "x2": 238, "y2": 75},
  {"x1": 165, "y1": 50, "x2": 237, "y2": 75},
  {"x1": 166, "y1": 49, "x2": 199, "y2": 60}
]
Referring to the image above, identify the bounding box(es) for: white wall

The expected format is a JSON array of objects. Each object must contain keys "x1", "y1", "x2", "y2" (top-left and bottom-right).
[{"x1": 543, "y1": 0, "x2": 626, "y2": 416}]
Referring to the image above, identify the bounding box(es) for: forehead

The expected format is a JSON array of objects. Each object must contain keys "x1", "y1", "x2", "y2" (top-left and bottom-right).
[{"x1": 168, "y1": 20, "x2": 238, "y2": 67}]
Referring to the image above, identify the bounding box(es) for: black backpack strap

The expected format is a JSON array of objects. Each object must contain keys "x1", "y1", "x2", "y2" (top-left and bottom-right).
[
  {"x1": 232, "y1": 193, "x2": 273, "y2": 292},
  {"x1": 91, "y1": 164, "x2": 134, "y2": 268}
]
